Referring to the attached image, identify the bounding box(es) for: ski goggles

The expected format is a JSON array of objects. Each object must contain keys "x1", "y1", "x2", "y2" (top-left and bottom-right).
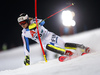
[{"x1": 19, "y1": 21, "x2": 27, "y2": 25}]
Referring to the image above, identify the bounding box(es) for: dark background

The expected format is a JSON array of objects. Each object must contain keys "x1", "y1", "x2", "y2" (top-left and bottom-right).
[{"x1": 0, "y1": 0, "x2": 99, "y2": 50}]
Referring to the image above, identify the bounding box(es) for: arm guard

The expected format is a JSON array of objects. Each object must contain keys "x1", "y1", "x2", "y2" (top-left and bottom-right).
[{"x1": 22, "y1": 35, "x2": 30, "y2": 55}]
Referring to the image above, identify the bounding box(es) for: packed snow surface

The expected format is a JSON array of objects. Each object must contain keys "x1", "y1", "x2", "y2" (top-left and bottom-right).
[{"x1": 0, "y1": 28, "x2": 100, "y2": 75}]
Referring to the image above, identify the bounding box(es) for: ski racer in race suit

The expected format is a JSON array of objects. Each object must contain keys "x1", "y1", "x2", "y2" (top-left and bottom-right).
[{"x1": 17, "y1": 13, "x2": 90, "y2": 66}]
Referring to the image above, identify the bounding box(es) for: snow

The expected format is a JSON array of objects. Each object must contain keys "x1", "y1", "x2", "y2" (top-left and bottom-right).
[{"x1": 0, "y1": 28, "x2": 100, "y2": 75}]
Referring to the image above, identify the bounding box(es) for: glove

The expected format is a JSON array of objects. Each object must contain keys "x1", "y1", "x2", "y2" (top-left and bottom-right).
[
  {"x1": 24, "y1": 55, "x2": 30, "y2": 66},
  {"x1": 39, "y1": 21, "x2": 45, "y2": 26}
]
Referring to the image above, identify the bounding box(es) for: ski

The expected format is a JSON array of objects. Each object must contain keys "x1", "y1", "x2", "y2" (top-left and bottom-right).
[
  {"x1": 59, "y1": 46, "x2": 91, "y2": 62},
  {"x1": 58, "y1": 55, "x2": 78, "y2": 62},
  {"x1": 58, "y1": 52, "x2": 89, "y2": 62}
]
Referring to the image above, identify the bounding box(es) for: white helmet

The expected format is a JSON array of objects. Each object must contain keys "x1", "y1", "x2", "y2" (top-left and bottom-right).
[{"x1": 17, "y1": 13, "x2": 29, "y2": 23}]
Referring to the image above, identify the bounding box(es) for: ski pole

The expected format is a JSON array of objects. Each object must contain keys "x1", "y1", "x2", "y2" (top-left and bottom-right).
[
  {"x1": 39, "y1": 3, "x2": 74, "y2": 23},
  {"x1": 35, "y1": 0, "x2": 47, "y2": 62}
]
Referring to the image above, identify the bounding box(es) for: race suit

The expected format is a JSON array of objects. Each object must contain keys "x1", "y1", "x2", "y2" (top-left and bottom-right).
[{"x1": 21, "y1": 19, "x2": 65, "y2": 56}]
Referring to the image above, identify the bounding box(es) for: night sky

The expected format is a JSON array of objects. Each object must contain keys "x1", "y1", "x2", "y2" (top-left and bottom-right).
[{"x1": 0, "y1": 0, "x2": 99, "y2": 50}]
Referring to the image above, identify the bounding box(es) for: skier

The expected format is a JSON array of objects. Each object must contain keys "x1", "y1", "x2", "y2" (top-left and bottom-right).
[{"x1": 17, "y1": 13, "x2": 90, "y2": 65}]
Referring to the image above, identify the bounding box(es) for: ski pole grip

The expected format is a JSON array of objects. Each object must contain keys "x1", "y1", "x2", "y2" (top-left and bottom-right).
[{"x1": 38, "y1": 18, "x2": 47, "y2": 24}]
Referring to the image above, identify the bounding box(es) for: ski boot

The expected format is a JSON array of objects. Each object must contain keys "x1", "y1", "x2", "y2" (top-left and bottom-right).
[
  {"x1": 24, "y1": 55, "x2": 30, "y2": 66},
  {"x1": 85, "y1": 47, "x2": 90, "y2": 53},
  {"x1": 59, "y1": 50, "x2": 74, "y2": 62},
  {"x1": 65, "y1": 50, "x2": 73, "y2": 56},
  {"x1": 81, "y1": 47, "x2": 90, "y2": 55}
]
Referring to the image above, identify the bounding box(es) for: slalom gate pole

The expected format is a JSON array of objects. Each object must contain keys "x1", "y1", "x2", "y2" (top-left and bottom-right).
[
  {"x1": 35, "y1": 0, "x2": 47, "y2": 62},
  {"x1": 39, "y1": 3, "x2": 74, "y2": 23}
]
